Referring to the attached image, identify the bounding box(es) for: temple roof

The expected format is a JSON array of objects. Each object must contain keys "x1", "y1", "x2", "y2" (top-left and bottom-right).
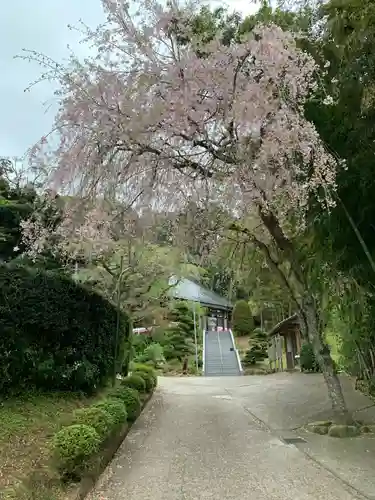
[
  {"x1": 268, "y1": 314, "x2": 300, "y2": 337},
  {"x1": 168, "y1": 277, "x2": 232, "y2": 311}
]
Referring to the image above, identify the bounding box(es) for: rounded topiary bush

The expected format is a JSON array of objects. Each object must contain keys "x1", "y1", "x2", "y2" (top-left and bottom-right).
[
  {"x1": 93, "y1": 399, "x2": 127, "y2": 426},
  {"x1": 52, "y1": 424, "x2": 101, "y2": 479},
  {"x1": 130, "y1": 362, "x2": 155, "y2": 374},
  {"x1": 72, "y1": 406, "x2": 114, "y2": 439},
  {"x1": 133, "y1": 371, "x2": 154, "y2": 392},
  {"x1": 108, "y1": 386, "x2": 141, "y2": 421},
  {"x1": 121, "y1": 374, "x2": 146, "y2": 393},
  {"x1": 131, "y1": 363, "x2": 158, "y2": 387}
]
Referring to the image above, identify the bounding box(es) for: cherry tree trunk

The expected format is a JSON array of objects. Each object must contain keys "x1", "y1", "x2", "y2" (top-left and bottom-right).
[
  {"x1": 257, "y1": 208, "x2": 352, "y2": 424},
  {"x1": 301, "y1": 296, "x2": 353, "y2": 425}
]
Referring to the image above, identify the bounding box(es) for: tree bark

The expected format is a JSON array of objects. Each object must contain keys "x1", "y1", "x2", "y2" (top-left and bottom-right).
[
  {"x1": 229, "y1": 209, "x2": 353, "y2": 424},
  {"x1": 301, "y1": 295, "x2": 353, "y2": 425},
  {"x1": 256, "y1": 209, "x2": 353, "y2": 424}
]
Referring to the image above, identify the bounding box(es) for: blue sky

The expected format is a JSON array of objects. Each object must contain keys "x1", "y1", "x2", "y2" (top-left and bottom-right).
[{"x1": 0, "y1": 0, "x2": 259, "y2": 158}]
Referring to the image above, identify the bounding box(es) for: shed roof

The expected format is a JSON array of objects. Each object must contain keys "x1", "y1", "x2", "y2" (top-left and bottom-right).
[
  {"x1": 268, "y1": 314, "x2": 300, "y2": 337},
  {"x1": 168, "y1": 277, "x2": 232, "y2": 310}
]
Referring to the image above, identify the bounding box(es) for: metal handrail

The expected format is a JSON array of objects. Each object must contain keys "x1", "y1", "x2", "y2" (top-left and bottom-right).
[
  {"x1": 229, "y1": 329, "x2": 243, "y2": 374},
  {"x1": 202, "y1": 329, "x2": 206, "y2": 375},
  {"x1": 217, "y1": 329, "x2": 224, "y2": 372}
]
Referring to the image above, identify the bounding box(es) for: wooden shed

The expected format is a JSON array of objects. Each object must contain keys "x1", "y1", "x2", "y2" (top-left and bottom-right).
[{"x1": 268, "y1": 314, "x2": 302, "y2": 371}]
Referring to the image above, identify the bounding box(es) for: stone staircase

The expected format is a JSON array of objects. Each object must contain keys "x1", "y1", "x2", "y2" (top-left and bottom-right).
[{"x1": 204, "y1": 330, "x2": 242, "y2": 376}]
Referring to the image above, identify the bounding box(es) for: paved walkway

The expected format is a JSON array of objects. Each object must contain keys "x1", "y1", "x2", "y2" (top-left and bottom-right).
[{"x1": 88, "y1": 375, "x2": 375, "y2": 500}]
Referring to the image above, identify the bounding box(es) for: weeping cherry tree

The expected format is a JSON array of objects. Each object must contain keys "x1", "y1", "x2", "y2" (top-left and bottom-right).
[{"x1": 22, "y1": 0, "x2": 350, "y2": 423}]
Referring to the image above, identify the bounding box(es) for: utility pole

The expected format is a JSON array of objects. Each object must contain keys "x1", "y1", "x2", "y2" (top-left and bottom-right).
[
  {"x1": 113, "y1": 255, "x2": 124, "y2": 386},
  {"x1": 193, "y1": 304, "x2": 199, "y2": 371}
]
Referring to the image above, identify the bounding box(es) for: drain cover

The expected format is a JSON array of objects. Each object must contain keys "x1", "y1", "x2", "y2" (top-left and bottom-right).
[{"x1": 282, "y1": 437, "x2": 306, "y2": 445}]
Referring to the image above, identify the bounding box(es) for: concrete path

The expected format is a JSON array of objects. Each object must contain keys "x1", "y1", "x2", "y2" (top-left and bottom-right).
[{"x1": 88, "y1": 375, "x2": 375, "y2": 500}]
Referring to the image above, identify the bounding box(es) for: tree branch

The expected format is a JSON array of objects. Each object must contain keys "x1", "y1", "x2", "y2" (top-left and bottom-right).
[
  {"x1": 228, "y1": 222, "x2": 307, "y2": 328},
  {"x1": 257, "y1": 205, "x2": 305, "y2": 286}
]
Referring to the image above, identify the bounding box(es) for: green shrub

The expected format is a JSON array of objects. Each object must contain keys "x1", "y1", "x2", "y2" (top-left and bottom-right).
[
  {"x1": 131, "y1": 334, "x2": 150, "y2": 355},
  {"x1": 163, "y1": 329, "x2": 195, "y2": 361},
  {"x1": 300, "y1": 343, "x2": 320, "y2": 372},
  {"x1": 232, "y1": 300, "x2": 254, "y2": 336},
  {"x1": 243, "y1": 329, "x2": 268, "y2": 365},
  {"x1": 0, "y1": 264, "x2": 131, "y2": 394},
  {"x1": 51, "y1": 424, "x2": 101, "y2": 479},
  {"x1": 93, "y1": 399, "x2": 127, "y2": 426},
  {"x1": 162, "y1": 342, "x2": 178, "y2": 360},
  {"x1": 136, "y1": 342, "x2": 165, "y2": 366},
  {"x1": 121, "y1": 374, "x2": 146, "y2": 393},
  {"x1": 130, "y1": 362, "x2": 155, "y2": 374},
  {"x1": 109, "y1": 386, "x2": 141, "y2": 421},
  {"x1": 150, "y1": 326, "x2": 166, "y2": 343},
  {"x1": 187, "y1": 359, "x2": 199, "y2": 375},
  {"x1": 168, "y1": 301, "x2": 195, "y2": 337},
  {"x1": 162, "y1": 301, "x2": 196, "y2": 361},
  {"x1": 131, "y1": 363, "x2": 158, "y2": 387},
  {"x1": 71, "y1": 406, "x2": 114, "y2": 439},
  {"x1": 0, "y1": 176, "x2": 38, "y2": 262},
  {"x1": 133, "y1": 371, "x2": 154, "y2": 392}
]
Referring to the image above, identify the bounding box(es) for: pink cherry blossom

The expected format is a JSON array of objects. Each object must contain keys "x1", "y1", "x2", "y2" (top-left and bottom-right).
[{"x1": 22, "y1": 0, "x2": 337, "y2": 255}]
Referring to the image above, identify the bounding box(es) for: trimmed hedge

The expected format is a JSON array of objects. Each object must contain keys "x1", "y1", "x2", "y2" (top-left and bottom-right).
[
  {"x1": 109, "y1": 386, "x2": 142, "y2": 421},
  {"x1": 130, "y1": 362, "x2": 155, "y2": 374},
  {"x1": 133, "y1": 371, "x2": 155, "y2": 392},
  {"x1": 51, "y1": 380, "x2": 156, "y2": 481},
  {"x1": 121, "y1": 374, "x2": 146, "y2": 393},
  {"x1": 72, "y1": 407, "x2": 114, "y2": 439},
  {"x1": 93, "y1": 399, "x2": 127, "y2": 426},
  {"x1": 52, "y1": 424, "x2": 101, "y2": 479},
  {"x1": 131, "y1": 363, "x2": 158, "y2": 387},
  {"x1": 0, "y1": 264, "x2": 131, "y2": 394}
]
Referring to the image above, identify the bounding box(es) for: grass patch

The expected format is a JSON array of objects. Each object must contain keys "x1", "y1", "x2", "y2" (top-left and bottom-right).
[{"x1": 0, "y1": 389, "x2": 112, "y2": 499}]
